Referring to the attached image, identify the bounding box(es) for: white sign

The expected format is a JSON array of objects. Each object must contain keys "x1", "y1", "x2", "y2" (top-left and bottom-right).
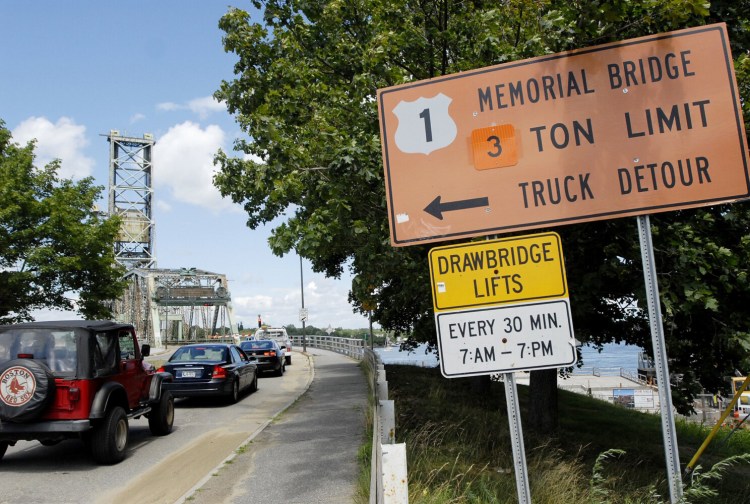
[
  {"x1": 634, "y1": 389, "x2": 656, "y2": 409},
  {"x1": 435, "y1": 300, "x2": 576, "y2": 377},
  {"x1": 392, "y1": 93, "x2": 457, "y2": 154},
  {"x1": 299, "y1": 308, "x2": 308, "y2": 322}
]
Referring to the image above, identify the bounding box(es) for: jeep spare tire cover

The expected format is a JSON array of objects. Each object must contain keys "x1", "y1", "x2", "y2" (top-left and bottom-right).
[{"x1": 0, "y1": 359, "x2": 55, "y2": 422}]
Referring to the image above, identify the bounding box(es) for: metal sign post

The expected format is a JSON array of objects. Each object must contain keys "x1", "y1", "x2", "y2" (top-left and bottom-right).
[
  {"x1": 504, "y1": 372, "x2": 531, "y2": 504},
  {"x1": 637, "y1": 215, "x2": 683, "y2": 502}
]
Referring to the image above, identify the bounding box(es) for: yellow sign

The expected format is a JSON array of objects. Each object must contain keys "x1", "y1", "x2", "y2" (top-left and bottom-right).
[{"x1": 429, "y1": 233, "x2": 567, "y2": 311}]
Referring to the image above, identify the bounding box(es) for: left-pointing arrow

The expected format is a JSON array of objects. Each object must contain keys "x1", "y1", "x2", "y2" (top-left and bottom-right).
[{"x1": 424, "y1": 195, "x2": 490, "y2": 220}]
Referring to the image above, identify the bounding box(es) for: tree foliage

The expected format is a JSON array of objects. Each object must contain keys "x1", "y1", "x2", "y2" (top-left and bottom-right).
[
  {"x1": 214, "y1": 0, "x2": 750, "y2": 415},
  {"x1": 0, "y1": 121, "x2": 126, "y2": 323}
]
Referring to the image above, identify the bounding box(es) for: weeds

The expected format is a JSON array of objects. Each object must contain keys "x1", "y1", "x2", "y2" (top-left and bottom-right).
[
  {"x1": 375, "y1": 364, "x2": 750, "y2": 503},
  {"x1": 682, "y1": 453, "x2": 750, "y2": 503},
  {"x1": 589, "y1": 449, "x2": 626, "y2": 504}
]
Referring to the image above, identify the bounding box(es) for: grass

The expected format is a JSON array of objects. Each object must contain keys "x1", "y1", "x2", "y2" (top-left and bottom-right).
[{"x1": 361, "y1": 364, "x2": 750, "y2": 504}]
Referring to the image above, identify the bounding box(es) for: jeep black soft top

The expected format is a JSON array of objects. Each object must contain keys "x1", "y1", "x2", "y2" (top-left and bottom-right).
[{"x1": 0, "y1": 320, "x2": 146, "y2": 379}]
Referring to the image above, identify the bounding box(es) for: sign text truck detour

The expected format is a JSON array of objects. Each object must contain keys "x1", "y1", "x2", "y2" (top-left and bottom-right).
[{"x1": 378, "y1": 23, "x2": 749, "y2": 246}]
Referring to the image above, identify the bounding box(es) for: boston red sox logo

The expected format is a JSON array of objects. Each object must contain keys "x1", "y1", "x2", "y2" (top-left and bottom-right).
[{"x1": 0, "y1": 366, "x2": 36, "y2": 406}]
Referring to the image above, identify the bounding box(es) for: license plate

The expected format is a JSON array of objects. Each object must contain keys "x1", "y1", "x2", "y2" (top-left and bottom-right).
[{"x1": 181, "y1": 370, "x2": 197, "y2": 378}]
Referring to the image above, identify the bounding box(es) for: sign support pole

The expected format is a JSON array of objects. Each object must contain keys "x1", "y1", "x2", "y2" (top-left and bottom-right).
[
  {"x1": 503, "y1": 372, "x2": 531, "y2": 504},
  {"x1": 637, "y1": 215, "x2": 683, "y2": 502}
]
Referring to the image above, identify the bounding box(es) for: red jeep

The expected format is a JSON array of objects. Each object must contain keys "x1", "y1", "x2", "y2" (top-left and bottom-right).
[{"x1": 0, "y1": 320, "x2": 174, "y2": 464}]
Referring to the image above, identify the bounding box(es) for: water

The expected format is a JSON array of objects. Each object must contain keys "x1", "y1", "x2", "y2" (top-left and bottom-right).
[
  {"x1": 374, "y1": 341, "x2": 642, "y2": 373},
  {"x1": 374, "y1": 343, "x2": 438, "y2": 367},
  {"x1": 574, "y1": 342, "x2": 642, "y2": 375}
]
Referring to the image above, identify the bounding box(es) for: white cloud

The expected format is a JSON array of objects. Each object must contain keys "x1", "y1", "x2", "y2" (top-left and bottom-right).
[
  {"x1": 12, "y1": 116, "x2": 94, "y2": 179},
  {"x1": 156, "y1": 96, "x2": 224, "y2": 119},
  {"x1": 157, "y1": 102, "x2": 181, "y2": 112},
  {"x1": 234, "y1": 295, "x2": 273, "y2": 312},
  {"x1": 243, "y1": 151, "x2": 266, "y2": 164},
  {"x1": 155, "y1": 121, "x2": 234, "y2": 212},
  {"x1": 231, "y1": 274, "x2": 368, "y2": 330},
  {"x1": 188, "y1": 96, "x2": 225, "y2": 119},
  {"x1": 130, "y1": 113, "x2": 146, "y2": 124},
  {"x1": 155, "y1": 199, "x2": 172, "y2": 212}
]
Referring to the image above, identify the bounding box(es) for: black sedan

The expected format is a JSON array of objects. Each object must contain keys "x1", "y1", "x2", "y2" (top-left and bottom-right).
[
  {"x1": 158, "y1": 344, "x2": 258, "y2": 403},
  {"x1": 239, "y1": 339, "x2": 285, "y2": 376}
]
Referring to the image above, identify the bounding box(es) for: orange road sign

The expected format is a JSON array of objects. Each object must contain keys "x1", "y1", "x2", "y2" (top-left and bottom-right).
[{"x1": 377, "y1": 23, "x2": 750, "y2": 247}]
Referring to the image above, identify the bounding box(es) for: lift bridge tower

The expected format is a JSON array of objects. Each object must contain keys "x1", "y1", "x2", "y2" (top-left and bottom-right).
[
  {"x1": 107, "y1": 131, "x2": 237, "y2": 348},
  {"x1": 107, "y1": 130, "x2": 156, "y2": 270}
]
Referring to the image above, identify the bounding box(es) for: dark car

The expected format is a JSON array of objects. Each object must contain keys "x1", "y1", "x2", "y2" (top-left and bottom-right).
[
  {"x1": 158, "y1": 344, "x2": 257, "y2": 403},
  {"x1": 0, "y1": 320, "x2": 174, "y2": 465},
  {"x1": 240, "y1": 340, "x2": 286, "y2": 376}
]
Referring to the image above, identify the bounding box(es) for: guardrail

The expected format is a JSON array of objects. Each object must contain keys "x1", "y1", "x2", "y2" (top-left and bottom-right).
[
  {"x1": 290, "y1": 335, "x2": 365, "y2": 359},
  {"x1": 363, "y1": 349, "x2": 409, "y2": 504}
]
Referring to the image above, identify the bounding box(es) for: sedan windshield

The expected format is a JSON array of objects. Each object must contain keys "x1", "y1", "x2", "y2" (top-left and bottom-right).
[
  {"x1": 241, "y1": 340, "x2": 274, "y2": 351},
  {"x1": 169, "y1": 346, "x2": 227, "y2": 362}
]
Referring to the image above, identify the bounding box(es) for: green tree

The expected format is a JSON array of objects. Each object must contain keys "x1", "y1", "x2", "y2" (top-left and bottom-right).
[
  {"x1": 214, "y1": 1, "x2": 750, "y2": 428},
  {"x1": 0, "y1": 121, "x2": 126, "y2": 323}
]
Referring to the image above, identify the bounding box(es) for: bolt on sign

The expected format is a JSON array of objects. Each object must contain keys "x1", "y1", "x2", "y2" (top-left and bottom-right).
[
  {"x1": 377, "y1": 23, "x2": 750, "y2": 247},
  {"x1": 429, "y1": 233, "x2": 576, "y2": 377}
]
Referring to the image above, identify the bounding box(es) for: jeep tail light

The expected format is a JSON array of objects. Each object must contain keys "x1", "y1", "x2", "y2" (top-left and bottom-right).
[
  {"x1": 264, "y1": 351, "x2": 277, "y2": 357},
  {"x1": 156, "y1": 366, "x2": 165, "y2": 373},
  {"x1": 212, "y1": 365, "x2": 227, "y2": 379},
  {"x1": 17, "y1": 353, "x2": 33, "y2": 359},
  {"x1": 68, "y1": 387, "x2": 80, "y2": 402}
]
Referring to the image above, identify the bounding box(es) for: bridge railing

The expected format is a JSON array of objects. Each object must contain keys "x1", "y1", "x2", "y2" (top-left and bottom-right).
[
  {"x1": 363, "y1": 349, "x2": 409, "y2": 504},
  {"x1": 290, "y1": 334, "x2": 365, "y2": 359}
]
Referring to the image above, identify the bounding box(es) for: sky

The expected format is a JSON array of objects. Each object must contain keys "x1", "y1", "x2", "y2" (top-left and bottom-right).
[{"x1": 0, "y1": 1, "x2": 373, "y2": 330}]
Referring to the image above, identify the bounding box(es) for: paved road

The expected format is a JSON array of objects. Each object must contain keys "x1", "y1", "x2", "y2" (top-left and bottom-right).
[
  {"x1": 0, "y1": 347, "x2": 313, "y2": 504},
  {"x1": 183, "y1": 348, "x2": 368, "y2": 504}
]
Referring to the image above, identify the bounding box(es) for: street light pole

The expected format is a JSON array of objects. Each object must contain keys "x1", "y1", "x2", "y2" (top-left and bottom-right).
[
  {"x1": 300, "y1": 254, "x2": 307, "y2": 353},
  {"x1": 369, "y1": 310, "x2": 374, "y2": 350}
]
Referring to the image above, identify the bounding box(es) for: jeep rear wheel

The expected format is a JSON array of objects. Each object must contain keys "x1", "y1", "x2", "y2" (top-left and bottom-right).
[
  {"x1": 91, "y1": 406, "x2": 128, "y2": 465},
  {"x1": 148, "y1": 391, "x2": 174, "y2": 436},
  {"x1": 0, "y1": 359, "x2": 55, "y2": 422}
]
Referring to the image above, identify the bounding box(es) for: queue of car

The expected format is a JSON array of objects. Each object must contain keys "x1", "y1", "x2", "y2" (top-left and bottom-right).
[
  {"x1": 0, "y1": 320, "x2": 294, "y2": 465},
  {"x1": 240, "y1": 339, "x2": 286, "y2": 376},
  {"x1": 157, "y1": 343, "x2": 259, "y2": 403}
]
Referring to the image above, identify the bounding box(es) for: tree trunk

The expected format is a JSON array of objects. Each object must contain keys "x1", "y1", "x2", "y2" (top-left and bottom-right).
[
  {"x1": 528, "y1": 369, "x2": 558, "y2": 432},
  {"x1": 472, "y1": 375, "x2": 491, "y2": 395}
]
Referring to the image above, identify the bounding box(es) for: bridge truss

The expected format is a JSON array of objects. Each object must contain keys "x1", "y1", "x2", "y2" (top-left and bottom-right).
[
  {"x1": 107, "y1": 131, "x2": 156, "y2": 270},
  {"x1": 113, "y1": 267, "x2": 238, "y2": 348}
]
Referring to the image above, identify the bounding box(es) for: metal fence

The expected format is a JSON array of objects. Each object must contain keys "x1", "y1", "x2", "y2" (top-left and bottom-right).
[
  {"x1": 290, "y1": 334, "x2": 365, "y2": 359},
  {"x1": 363, "y1": 349, "x2": 409, "y2": 504}
]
